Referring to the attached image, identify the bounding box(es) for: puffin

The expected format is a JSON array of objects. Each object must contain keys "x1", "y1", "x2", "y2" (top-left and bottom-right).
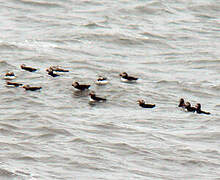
[
  {"x1": 72, "y1": 82, "x2": 90, "y2": 91},
  {"x1": 95, "y1": 76, "x2": 109, "y2": 85},
  {"x1": 89, "y1": 91, "x2": 106, "y2": 102},
  {"x1": 119, "y1": 72, "x2": 138, "y2": 82},
  {"x1": 46, "y1": 68, "x2": 60, "y2": 77},
  {"x1": 185, "y1": 102, "x2": 196, "y2": 112},
  {"x1": 20, "y1": 64, "x2": 37, "y2": 72},
  {"x1": 6, "y1": 81, "x2": 23, "y2": 87},
  {"x1": 4, "y1": 72, "x2": 16, "y2": 80},
  {"x1": 23, "y1": 85, "x2": 42, "y2": 91},
  {"x1": 49, "y1": 66, "x2": 69, "y2": 72},
  {"x1": 195, "y1": 103, "x2": 210, "y2": 115},
  {"x1": 137, "y1": 99, "x2": 155, "y2": 108},
  {"x1": 178, "y1": 98, "x2": 186, "y2": 108}
]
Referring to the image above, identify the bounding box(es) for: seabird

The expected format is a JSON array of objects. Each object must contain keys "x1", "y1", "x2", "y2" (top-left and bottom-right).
[
  {"x1": 49, "y1": 66, "x2": 69, "y2": 72},
  {"x1": 195, "y1": 103, "x2": 210, "y2": 115},
  {"x1": 137, "y1": 99, "x2": 155, "y2": 108},
  {"x1": 119, "y1": 72, "x2": 138, "y2": 82},
  {"x1": 20, "y1": 64, "x2": 37, "y2": 72},
  {"x1": 89, "y1": 91, "x2": 106, "y2": 102},
  {"x1": 6, "y1": 81, "x2": 23, "y2": 87},
  {"x1": 178, "y1": 98, "x2": 186, "y2": 108},
  {"x1": 46, "y1": 68, "x2": 60, "y2": 77},
  {"x1": 4, "y1": 72, "x2": 16, "y2": 80},
  {"x1": 23, "y1": 85, "x2": 42, "y2": 91},
  {"x1": 185, "y1": 102, "x2": 196, "y2": 112},
  {"x1": 72, "y1": 82, "x2": 90, "y2": 91},
  {"x1": 95, "y1": 76, "x2": 109, "y2": 85}
]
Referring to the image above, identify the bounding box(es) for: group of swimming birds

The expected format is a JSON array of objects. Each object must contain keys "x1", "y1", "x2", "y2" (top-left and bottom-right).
[
  {"x1": 178, "y1": 98, "x2": 210, "y2": 115},
  {"x1": 3, "y1": 64, "x2": 210, "y2": 114}
]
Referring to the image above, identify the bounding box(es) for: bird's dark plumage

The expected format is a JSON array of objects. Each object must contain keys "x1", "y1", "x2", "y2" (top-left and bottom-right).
[
  {"x1": 50, "y1": 66, "x2": 69, "y2": 72},
  {"x1": 5, "y1": 72, "x2": 15, "y2": 76},
  {"x1": 6, "y1": 81, "x2": 23, "y2": 87},
  {"x1": 89, "y1": 92, "x2": 106, "y2": 102},
  {"x1": 95, "y1": 76, "x2": 109, "y2": 85},
  {"x1": 185, "y1": 102, "x2": 196, "y2": 112},
  {"x1": 23, "y1": 85, "x2": 42, "y2": 91},
  {"x1": 4, "y1": 72, "x2": 16, "y2": 80},
  {"x1": 120, "y1": 72, "x2": 138, "y2": 81},
  {"x1": 195, "y1": 103, "x2": 210, "y2": 115},
  {"x1": 178, "y1": 98, "x2": 185, "y2": 107},
  {"x1": 46, "y1": 68, "x2": 60, "y2": 77},
  {"x1": 21, "y1": 64, "x2": 37, "y2": 72},
  {"x1": 97, "y1": 76, "x2": 107, "y2": 81},
  {"x1": 72, "y1": 82, "x2": 90, "y2": 90},
  {"x1": 138, "y1": 100, "x2": 155, "y2": 108}
]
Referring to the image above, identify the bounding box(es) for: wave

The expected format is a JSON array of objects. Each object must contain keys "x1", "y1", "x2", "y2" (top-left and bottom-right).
[
  {"x1": 83, "y1": 22, "x2": 107, "y2": 29},
  {"x1": 0, "y1": 168, "x2": 18, "y2": 179},
  {"x1": 19, "y1": 0, "x2": 63, "y2": 8},
  {"x1": 0, "y1": 42, "x2": 19, "y2": 50}
]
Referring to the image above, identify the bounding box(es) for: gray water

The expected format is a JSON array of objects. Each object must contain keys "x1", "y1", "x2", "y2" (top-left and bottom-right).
[{"x1": 0, "y1": 0, "x2": 220, "y2": 179}]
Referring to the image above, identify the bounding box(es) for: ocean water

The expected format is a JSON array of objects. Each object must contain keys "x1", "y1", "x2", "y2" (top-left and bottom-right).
[{"x1": 0, "y1": 0, "x2": 220, "y2": 179}]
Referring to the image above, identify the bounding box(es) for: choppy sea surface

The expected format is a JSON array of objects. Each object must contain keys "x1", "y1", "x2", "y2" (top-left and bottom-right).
[{"x1": 0, "y1": 0, "x2": 220, "y2": 179}]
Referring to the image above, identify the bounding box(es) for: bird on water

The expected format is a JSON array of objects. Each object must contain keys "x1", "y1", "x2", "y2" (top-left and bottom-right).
[
  {"x1": 20, "y1": 64, "x2": 37, "y2": 72},
  {"x1": 72, "y1": 82, "x2": 90, "y2": 91},
  {"x1": 119, "y1": 72, "x2": 138, "y2": 82},
  {"x1": 137, "y1": 99, "x2": 155, "y2": 108}
]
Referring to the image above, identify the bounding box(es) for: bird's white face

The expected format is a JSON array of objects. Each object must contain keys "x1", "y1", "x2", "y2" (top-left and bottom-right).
[
  {"x1": 73, "y1": 82, "x2": 78, "y2": 87},
  {"x1": 120, "y1": 72, "x2": 127, "y2": 77},
  {"x1": 137, "y1": 100, "x2": 144, "y2": 104},
  {"x1": 185, "y1": 102, "x2": 190, "y2": 107},
  {"x1": 89, "y1": 91, "x2": 95, "y2": 96}
]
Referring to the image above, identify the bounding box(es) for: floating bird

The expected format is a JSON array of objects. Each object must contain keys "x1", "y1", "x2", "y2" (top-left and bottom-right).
[
  {"x1": 72, "y1": 82, "x2": 90, "y2": 91},
  {"x1": 4, "y1": 72, "x2": 16, "y2": 80},
  {"x1": 46, "y1": 68, "x2": 60, "y2": 77},
  {"x1": 49, "y1": 66, "x2": 69, "y2": 72},
  {"x1": 120, "y1": 72, "x2": 138, "y2": 82},
  {"x1": 178, "y1": 98, "x2": 186, "y2": 108},
  {"x1": 185, "y1": 102, "x2": 196, "y2": 112},
  {"x1": 95, "y1": 76, "x2": 109, "y2": 85},
  {"x1": 20, "y1": 64, "x2": 37, "y2": 72},
  {"x1": 89, "y1": 91, "x2": 106, "y2": 102},
  {"x1": 23, "y1": 85, "x2": 42, "y2": 91},
  {"x1": 195, "y1": 103, "x2": 210, "y2": 115},
  {"x1": 137, "y1": 99, "x2": 155, "y2": 108},
  {"x1": 6, "y1": 81, "x2": 23, "y2": 87}
]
